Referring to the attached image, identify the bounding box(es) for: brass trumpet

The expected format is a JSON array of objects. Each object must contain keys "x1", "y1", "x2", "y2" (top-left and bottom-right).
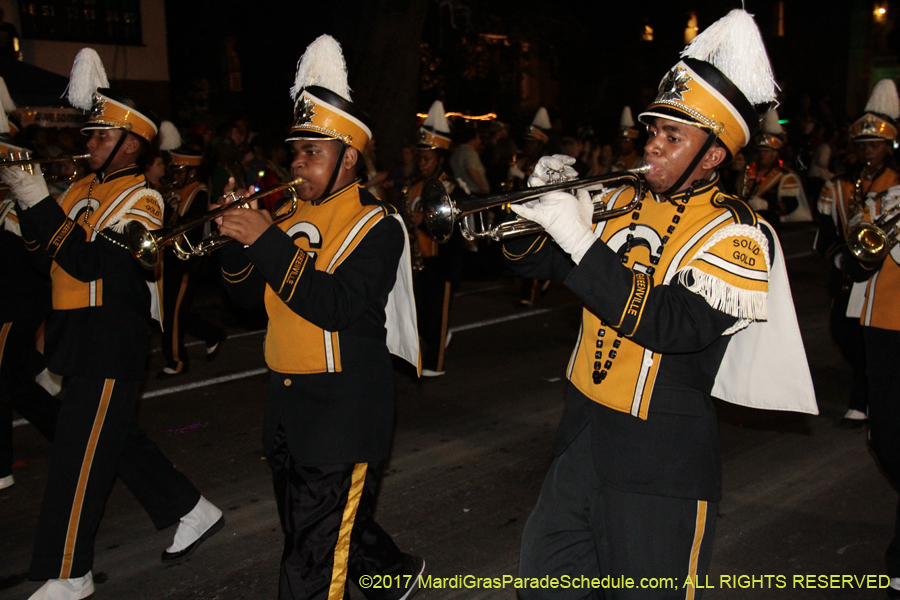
[
  {"x1": 125, "y1": 177, "x2": 303, "y2": 269},
  {"x1": 423, "y1": 165, "x2": 651, "y2": 243},
  {"x1": 0, "y1": 153, "x2": 91, "y2": 168},
  {"x1": 846, "y1": 191, "x2": 900, "y2": 263}
]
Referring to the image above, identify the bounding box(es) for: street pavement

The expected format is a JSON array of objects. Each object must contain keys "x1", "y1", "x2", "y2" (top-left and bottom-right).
[{"x1": 1, "y1": 223, "x2": 896, "y2": 600}]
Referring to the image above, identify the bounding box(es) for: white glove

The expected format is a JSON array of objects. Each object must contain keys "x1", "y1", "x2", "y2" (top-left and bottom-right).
[
  {"x1": 0, "y1": 166, "x2": 49, "y2": 209},
  {"x1": 747, "y1": 196, "x2": 768, "y2": 212},
  {"x1": 528, "y1": 154, "x2": 578, "y2": 188},
  {"x1": 507, "y1": 165, "x2": 525, "y2": 180},
  {"x1": 511, "y1": 188, "x2": 595, "y2": 264}
]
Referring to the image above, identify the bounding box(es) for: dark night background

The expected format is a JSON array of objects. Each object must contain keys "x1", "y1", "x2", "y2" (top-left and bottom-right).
[{"x1": 159, "y1": 0, "x2": 893, "y2": 165}]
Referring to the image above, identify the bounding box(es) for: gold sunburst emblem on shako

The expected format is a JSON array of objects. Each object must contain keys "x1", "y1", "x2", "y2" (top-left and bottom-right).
[
  {"x1": 859, "y1": 115, "x2": 880, "y2": 136},
  {"x1": 294, "y1": 97, "x2": 317, "y2": 126},
  {"x1": 657, "y1": 67, "x2": 693, "y2": 102},
  {"x1": 89, "y1": 93, "x2": 107, "y2": 120}
]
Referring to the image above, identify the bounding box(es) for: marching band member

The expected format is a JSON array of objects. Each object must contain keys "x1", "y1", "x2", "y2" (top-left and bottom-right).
[
  {"x1": 408, "y1": 100, "x2": 459, "y2": 376},
  {"x1": 216, "y1": 35, "x2": 424, "y2": 600},
  {"x1": 816, "y1": 80, "x2": 900, "y2": 430},
  {"x1": 1, "y1": 49, "x2": 222, "y2": 600},
  {"x1": 520, "y1": 106, "x2": 551, "y2": 181},
  {"x1": 611, "y1": 106, "x2": 643, "y2": 172},
  {"x1": 504, "y1": 11, "x2": 816, "y2": 598},
  {"x1": 737, "y1": 108, "x2": 812, "y2": 227},
  {"x1": 0, "y1": 78, "x2": 60, "y2": 492},
  {"x1": 157, "y1": 147, "x2": 227, "y2": 378},
  {"x1": 834, "y1": 79, "x2": 900, "y2": 599}
]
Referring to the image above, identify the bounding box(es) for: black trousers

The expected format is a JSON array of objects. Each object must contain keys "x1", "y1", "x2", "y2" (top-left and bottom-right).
[
  {"x1": 519, "y1": 425, "x2": 716, "y2": 600},
  {"x1": 161, "y1": 266, "x2": 226, "y2": 372},
  {"x1": 29, "y1": 376, "x2": 200, "y2": 580},
  {"x1": 830, "y1": 285, "x2": 867, "y2": 414},
  {"x1": 414, "y1": 259, "x2": 451, "y2": 372},
  {"x1": 0, "y1": 320, "x2": 60, "y2": 477},
  {"x1": 863, "y1": 326, "x2": 900, "y2": 578},
  {"x1": 270, "y1": 428, "x2": 412, "y2": 600}
]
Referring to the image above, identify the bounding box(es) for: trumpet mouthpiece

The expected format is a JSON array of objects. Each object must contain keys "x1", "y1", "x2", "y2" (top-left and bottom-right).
[{"x1": 630, "y1": 164, "x2": 651, "y2": 174}]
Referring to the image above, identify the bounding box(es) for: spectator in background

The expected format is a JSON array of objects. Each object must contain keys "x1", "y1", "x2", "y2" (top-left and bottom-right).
[
  {"x1": 558, "y1": 136, "x2": 589, "y2": 178},
  {"x1": 361, "y1": 137, "x2": 388, "y2": 199},
  {"x1": 450, "y1": 128, "x2": 489, "y2": 195},
  {"x1": 386, "y1": 144, "x2": 418, "y2": 202}
]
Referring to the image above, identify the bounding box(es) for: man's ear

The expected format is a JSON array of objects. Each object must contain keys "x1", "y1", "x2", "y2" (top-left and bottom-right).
[
  {"x1": 342, "y1": 146, "x2": 359, "y2": 171},
  {"x1": 122, "y1": 132, "x2": 142, "y2": 156},
  {"x1": 701, "y1": 144, "x2": 728, "y2": 170}
]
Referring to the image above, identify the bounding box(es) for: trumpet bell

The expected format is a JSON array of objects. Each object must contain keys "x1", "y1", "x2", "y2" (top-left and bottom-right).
[
  {"x1": 124, "y1": 220, "x2": 160, "y2": 270},
  {"x1": 423, "y1": 178, "x2": 455, "y2": 244}
]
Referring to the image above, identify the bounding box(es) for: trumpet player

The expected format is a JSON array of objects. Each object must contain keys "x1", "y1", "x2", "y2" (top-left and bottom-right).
[
  {"x1": 407, "y1": 100, "x2": 459, "y2": 376},
  {"x1": 1, "y1": 49, "x2": 222, "y2": 600},
  {"x1": 157, "y1": 149, "x2": 227, "y2": 378},
  {"x1": 216, "y1": 35, "x2": 423, "y2": 600},
  {"x1": 826, "y1": 78, "x2": 900, "y2": 599},
  {"x1": 504, "y1": 11, "x2": 816, "y2": 599}
]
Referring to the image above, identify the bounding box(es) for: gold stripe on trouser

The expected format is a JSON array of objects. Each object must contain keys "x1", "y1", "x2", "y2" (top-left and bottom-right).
[
  {"x1": 436, "y1": 281, "x2": 451, "y2": 371},
  {"x1": 328, "y1": 463, "x2": 368, "y2": 600},
  {"x1": 60, "y1": 379, "x2": 115, "y2": 578},
  {"x1": 0, "y1": 322, "x2": 11, "y2": 364},
  {"x1": 685, "y1": 500, "x2": 708, "y2": 600},
  {"x1": 171, "y1": 273, "x2": 190, "y2": 369}
]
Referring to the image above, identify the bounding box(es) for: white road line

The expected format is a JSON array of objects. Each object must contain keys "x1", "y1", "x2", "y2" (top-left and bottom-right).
[
  {"x1": 142, "y1": 368, "x2": 269, "y2": 398},
  {"x1": 150, "y1": 328, "x2": 265, "y2": 353},
  {"x1": 448, "y1": 306, "x2": 559, "y2": 333}
]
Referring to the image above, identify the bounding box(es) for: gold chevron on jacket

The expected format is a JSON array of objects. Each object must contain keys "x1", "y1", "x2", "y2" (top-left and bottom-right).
[
  {"x1": 51, "y1": 168, "x2": 163, "y2": 310},
  {"x1": 566, "y1": 180, "x2": 770, "y2": 419}
]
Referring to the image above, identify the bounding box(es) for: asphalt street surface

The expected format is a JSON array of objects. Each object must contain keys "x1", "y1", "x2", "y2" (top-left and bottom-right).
[{"x1": 1, "y1": 223, "x2": 896, "y2": 600}]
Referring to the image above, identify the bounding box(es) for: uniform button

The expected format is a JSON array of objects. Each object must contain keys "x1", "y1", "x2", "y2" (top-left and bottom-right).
[
  {"x1": 598, "y1": 329, "x2": 606, "y2": 337},
  {"x1": 677, "y1": 204, "x2": 686, "y2": 213},
  {"x1": 631, "y1": 212, "x2": 640, "y2": 220},
  {"x1": 594, "y1": 361, "x2": 602, "y2": 370},
  {"x1": 613, "y1": 340, "x2": 621, "y2": 348},
  {"x1": 284, "y1": 378, "x2": 292, "y2": 387},
  {"x1": 629, "y1": 223, "x2": 637, "y2": 231},
  {"x1": 592, "y1": 371, "x2": 602, "y2": 384},
  {"x1": 609, "y1": 350, "x2": 617, "y2": 359},
  {"x1": 596, "y1": 340, "x2": 604, "y2": 348},
  {"x1": 599, "y1": 370, "x2": 608, "y2": 380},
  {"x1": 595, "y1": 351, "x2": 603, "y2": 359},
  {"x1": 604, "y1": 360, "x2": 613, "y2": 369},
  {"x1": 672, "y1": 215, "x2": 681, "y2": 224},
  {"x1": 667, "y1": 225, "x2": 676, "y2": 234},
  {"x1": 650, "y1": 255, "x2": 659, "y2": 265}
]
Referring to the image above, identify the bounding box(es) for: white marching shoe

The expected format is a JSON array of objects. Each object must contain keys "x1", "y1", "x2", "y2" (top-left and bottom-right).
[
  {"x1": 161, "y1": 496, "x2": 224, "y2": 563},
  {"x1": 28, "y1": 572, "x2": 94, "y2": 600}
]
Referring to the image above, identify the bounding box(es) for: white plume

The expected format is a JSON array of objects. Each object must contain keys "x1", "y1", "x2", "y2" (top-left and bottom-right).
[
  {"x1": 159, "y1": 121, "x2": 182, "y2": 152},
  {"x1": 290, "y1": 35, "x2": 351, "y2": 102},
  {"x1": 532, "y1": 107, "x2": 551, "y2": 130},
  {"x1": 620, "y1": 106, "x2": 635, "y2": 128},
  {"x1": 0, "y1": 77, "x2": 16, "y2": 113},
  {"x1": 865, "y1": 79, "x2": 900, "y2": 120},
  {"x1": 681, "y1": 9, "x2": 777, "y2": 105},
  {"x1": 761, "y1": 108, "x2": 784, "y2": 135},
  {"x1": 424, "y1": 100, "x2": 450, "y2": 134},
  {"x1": 65, "y1": 48, "x2": 109, "y2": 111}
]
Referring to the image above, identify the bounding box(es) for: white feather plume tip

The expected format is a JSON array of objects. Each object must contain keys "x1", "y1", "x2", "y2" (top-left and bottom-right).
[
  {"x1": 532, "y1": 107, "x2": 551, "y2": 130},
  {"x1": 681, "y1": 9, "x2": 777, "y2": 106},
  {"x1": 761, "y1": 109, "x2": 784, "y2": 135},
  {"x1": 865, "y1": 79, "x2": 900, "y2": 120},
  {"x1": 620, "y1": 106, "x2": 635, "y2": 128},
  {"x1": 159, "y1": 121, "x2": 182, "y2": 152},
  {"x1": 290, "y1": 35, "x2": 351, "y2": 102},
  {"x1": 0, "y1": 78, "x2": 16, "y2": 113},
  {"x1": 66, "y1": 48, "x2": 109, "y2": 111},
  {"x1": 424, "y1": 100, "x2": 450, "y2": 134}
]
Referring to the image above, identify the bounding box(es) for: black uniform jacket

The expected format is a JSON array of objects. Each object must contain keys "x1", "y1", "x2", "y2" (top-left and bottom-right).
[{"x1": 220, "y1": 186, "x2": 404, "y2": 465}]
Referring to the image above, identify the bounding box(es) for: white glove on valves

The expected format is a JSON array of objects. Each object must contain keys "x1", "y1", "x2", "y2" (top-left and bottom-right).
[
  {"x1": 0, "y1": 165, "x2": 49, "y2": 209},
  {"x1": 511, "y1": 188, "x2": 596, "y2": 264},
  {"x1": 528, "y1": 154, "x2": 578, "y2": 188}
]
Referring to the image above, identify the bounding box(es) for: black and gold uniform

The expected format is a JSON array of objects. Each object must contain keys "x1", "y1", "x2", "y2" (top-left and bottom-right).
[
  {"x1": 158, "y1": 153, "x2": 226, "y2": 377},
  {"x1": 4, "y1": 54, "x2": 221, "y2": 595},
  {"x1": 219, "y1": 34, "x2": 422, "y2": 600},
  {"x1": 505, "y1": 11, "x2": 815, "y2": 600},
  {"x1": 0, "y1": 191, "x2": 59, "y2": 486},
  {"x1": 835, "y1": 78, "x2": 900, "y2": 593}
]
